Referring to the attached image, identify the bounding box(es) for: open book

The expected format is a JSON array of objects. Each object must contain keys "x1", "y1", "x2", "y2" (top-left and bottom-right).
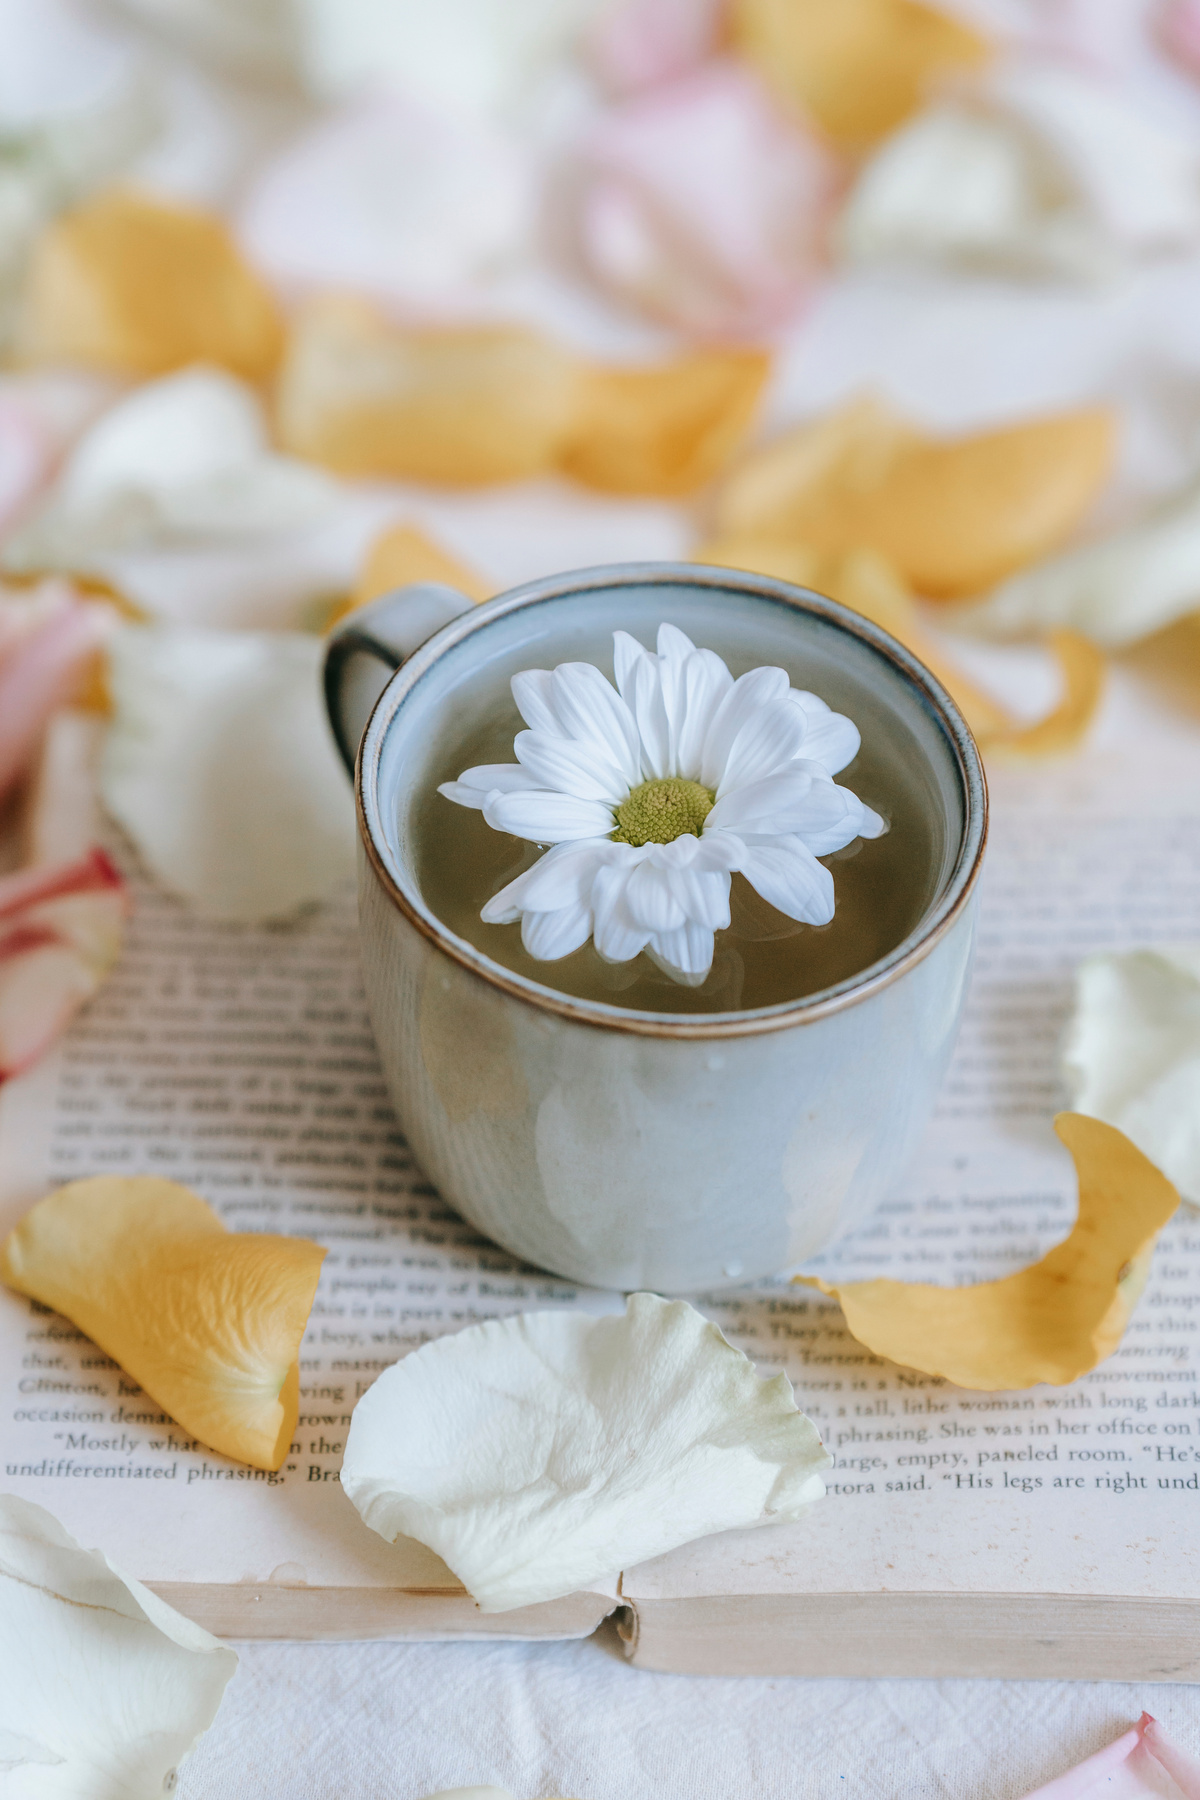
[{"x1": 4, "y1": 649, "x2": 1200, "y2": 1678}]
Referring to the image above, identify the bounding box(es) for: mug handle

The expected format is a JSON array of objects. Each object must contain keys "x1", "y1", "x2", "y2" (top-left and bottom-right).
[{"x1": 324, "y1": 582, "x2": 476, "y2": 775}]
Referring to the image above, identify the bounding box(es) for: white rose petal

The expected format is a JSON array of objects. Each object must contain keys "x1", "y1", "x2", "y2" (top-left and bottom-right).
[
  {"x1": 341, "y1": 1291, "x2": 830, "y2": 1614},
  {"x1": 1063, "y1": 948, "x2": 1200, "y2": 1209},
  {"x1": 838, "y1": 61, "x2": 1200, "y2": 283},
  {"x1": 101, "y1": 624, "x2": 356, "y2": 922},
  {"x1": 961, "y1": 473, "x2": 1200, "y2": 649},
  {"x1": 0, "y1": 1493, "x2": 236, "y2": 1799},
  {"x1": 238, "y1": 98, "x2": 534, "y2": 313},
  {"x1": 3, "y1": 367, "x2": 340, "y2": 575}
]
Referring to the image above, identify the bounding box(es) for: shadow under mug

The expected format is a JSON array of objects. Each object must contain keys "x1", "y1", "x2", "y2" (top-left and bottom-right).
[{"x1": 325, "y1": 562, "x2": 987, "y2": 1294}]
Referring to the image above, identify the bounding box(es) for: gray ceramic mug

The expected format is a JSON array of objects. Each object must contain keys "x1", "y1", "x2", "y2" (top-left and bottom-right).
[{"x1": 325, "y1": 563, "x2": 987, "y2": 1294}]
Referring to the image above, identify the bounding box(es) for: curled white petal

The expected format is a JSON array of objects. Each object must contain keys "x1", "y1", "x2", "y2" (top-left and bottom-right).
[
  {"x1": 699, "y1": 665, "x2": 790, "y2": 790},
  {"x1": 0, "y1": 1494, "x2": 237, "y2": 1798},
  {"x1": 789, "y1": 691, "x2": 860, "y2": 775},
  {"x1": 716, "y1": 697, "x2": 810, "y2": 799},
  {"x1": 438, "y1": 764, "x2": 542, "y2": 809},
  {"x1": 3, "y1": 369, "x2": 339, "y2": 577},
  {"x1": 592, "y1": 859, "x2": 653, "y2": 963},
  {"x1": 963, "y1": 473, "x2": 1200, "y2": 649},
  {"x1": 101, "y1": 624, "x2": 355, "y2": 922},
  {"x1": 549, "y1": 662, "x2": 641, "y2": 783},
  {"x1": 481, "y1": 839, "x2": 611, "y2": 923},
  {"x1": 838, "y1": 61, "x2": 1200, "y2": 283},
  {"x1": 515, "y1": 729, "x2": 629, "y2": 803},
  {"x1": 482, "y1": 788, "x2": 616, "y2": 844},
  {"x1": 645, "y1": 919, "x2": 716, "y2": 983},
  {"x1": 341, "y1": 1292, "x2": 830, "y2": 1613},
  {"x1": 1063, "y1": 948, "x2": 1200, "y2": 1207},
  {"x1": 520, "y1": 904, "x2": 592, "y2": 960},
  {"x1": 739, "y1": 836, "x2": 836, "y2": 927}
]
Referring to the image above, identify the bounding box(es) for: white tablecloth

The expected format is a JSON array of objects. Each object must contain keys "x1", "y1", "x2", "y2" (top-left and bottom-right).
[{"x1": 181, "y1": 1629, "x2": 1200, "y2": 1798}]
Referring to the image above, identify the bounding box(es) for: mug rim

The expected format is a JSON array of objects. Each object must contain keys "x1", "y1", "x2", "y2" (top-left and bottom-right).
[{"x1": 356, "y1": 562, "x2": 988, "y2": 1041}]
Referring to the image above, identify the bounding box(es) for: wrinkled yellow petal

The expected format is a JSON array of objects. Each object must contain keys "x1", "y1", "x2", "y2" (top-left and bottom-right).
[
  {"x1": 984, "y1": 629, "x2": 1107, "y2": 759},
  {"x1": 731, "y1": 0, "x2": 989, "y2": 149},
  {"x1": 795, "y1": 1115, "x2": 1178, "y2": 1390},
  {"x1": 695, "y1": 538, "x2": 1104, "y2": 755},
  {"x1": 328, "y1": 524, "x2": 493, "y2": 629},
  {"x1": 558, "y1": 350, "x2": 770, "y2": 497},
  {"x1": 18, "y1": 190, "x2": 283, "y2": 381},
  {"x1": 0, "y1": 1175, "x2": 325, "y2": 1469},
  {"x1": 276, "y1": 296, "x2": 583, "y2": 484},
  {"x1": 713, "y1": 395, "x2": 1115, "y2": 598}
]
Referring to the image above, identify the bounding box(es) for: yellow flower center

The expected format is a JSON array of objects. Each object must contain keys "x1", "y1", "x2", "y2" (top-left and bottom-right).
[{"x1": 612, "y1": 777, "x2": 714, "y2": 847}]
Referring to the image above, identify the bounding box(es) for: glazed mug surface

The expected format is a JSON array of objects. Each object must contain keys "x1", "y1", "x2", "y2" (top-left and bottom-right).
[{"x1": 325, "y1": 563, "x2": 987, "y2": 1293}]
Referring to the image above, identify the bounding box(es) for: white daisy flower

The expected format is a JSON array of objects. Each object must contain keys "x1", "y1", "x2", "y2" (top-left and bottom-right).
[{"x1": 439, "y1": 623, "x2": 886, "y2": 987}]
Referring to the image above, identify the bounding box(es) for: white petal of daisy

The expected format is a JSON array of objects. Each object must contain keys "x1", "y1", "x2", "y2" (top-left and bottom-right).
[
  {"x1": 699, "y1": 665, "x2": 791, "y2": 789},
  {"x1": 716, "y1": 697, "x2": 811, "y2": 799},
  {"x1": 706, "y1": 765, "x2": 829, "y2": 836},
  {"x1": 514, "y1": 730, "x2": 629, "y2": 803},
  {"x1": 550, "y1": 662, "x2": 641, "y2": 782},
  {"x1": 739, "y1": 836, "x2": 836, "y2": 926},
  {"x1": 437, "y1": 764, "x2": 542, "y2": 809},
  {"x1": 483, "y1": 789, "x2": 616, "y2": 843},
  {"x1": 340, "y1": 1292, "x2": 830, "y2": 1614},
  {"x1": 625, "y1": 858, "x2": 689, "y2": 934},
  {"x1": 611, "y1": 628, "x2": 648, "y2": 704},
  {"x1": 511, "y1": 667, "x2": 561, "y2": 736},
  {"x1": 646, "y1": 920, "x2": 717, "y2": 982},
  {"x1": 656, "y1": 621, "x2": 697, "y2": 770},
  {"x1": 629, "y1": 651, "x2": 671, "y2": 779},
  {"x1": 675, "y1": 648, "x2": 734, "y2": 780},
  {"x1": 789, "y1": 691, "x2": 861, "y2": 775},
  {"x1": 521, "y1": 904, "x2": 592, "y2": 960},
  {"x1": 0, "y1": 1495, "x2": 237, "y2": 1799},
  {"x1": 592, "y1": 858, "x2": 653, "y2": 962},
  {"x1": 481, "y1": 840, "x2": 612, "y2": 923}
]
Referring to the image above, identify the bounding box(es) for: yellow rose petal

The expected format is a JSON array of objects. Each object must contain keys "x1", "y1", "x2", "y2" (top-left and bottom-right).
[
  {"x1": 19, "y1": 190, "x2": 283, "y2": 381},
  {"x1": 559, "y1": 350, "x2": 770, "y2": 497},
  {"x1": 694, "y1": 539, "x2": 1105, "y2": 755},
  {"x1": 713, "y1": 395, "x2": 1116, "y2": 598},
  {"x1": 276, "y1": 297, "x2": 583, "y2": 484},
  {"x1": 731, "y1": 0, "x2": 989, "y2": 150},
  {"x1": 795, "y1": 1115, "x2": 1179, "y2": 1390},
  {"x1": 1, "y1": 1175, "x2": 325, "y2": 1469},
  {"x1": 328, "y1": 523, "x2": 493, "y2": 628}
]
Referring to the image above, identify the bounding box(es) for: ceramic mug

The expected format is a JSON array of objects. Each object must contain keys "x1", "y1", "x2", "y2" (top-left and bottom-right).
[{"x1": 325, "y1": 563, "x2": 987, "y2": 1294}]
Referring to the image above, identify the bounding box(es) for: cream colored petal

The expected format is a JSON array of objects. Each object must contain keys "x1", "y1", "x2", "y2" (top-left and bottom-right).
[
  {"x1": 961, "y1": 474, "x2": 1200, "y2": 649},
  {"x1": 3, "y1": 367, "x2": 339, "y2": 576},
  {"x1": 839, "y1": 63, "x2": 1200, "y2": 282},
  {"x1": 342, "y1": 1292, "x2": 829, "y2": 1613},
  {"x1": 0, "y1": 1494, "x2": 236, "y2": 1799},
  {"x1": 100, "y1": 624, "x2": 355, "y2": 922},
  {"x1": 1064, "y1": 948, "x2": 1200, "y2": 1209}
]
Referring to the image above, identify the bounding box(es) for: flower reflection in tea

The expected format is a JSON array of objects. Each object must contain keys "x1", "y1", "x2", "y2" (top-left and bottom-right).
[{"x1": 438, "y1": 624, "x2": 885, "y2": 987}]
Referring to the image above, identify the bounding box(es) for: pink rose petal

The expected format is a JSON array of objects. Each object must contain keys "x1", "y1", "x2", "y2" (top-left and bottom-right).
[
  {"x1": 1159, "y1": 0, "x2": 1200, "y2": 78},
  {"x1": 0, "y1": 589, "x2": 112, "y2": 803},
  {"x1": 571, "y1": 61, "x2": 837, "y2": 338},
  {"x1": 0, "y1": 849, "x2": 128, "y2": 1082},
  {"x1": 1022, "y1": 1714, "x2": 1200, "y2": 1800},
  {"x1": 0, "y1": 398, "x2": 52, "y2": 536},
  {"x1": 585, "y1": 0, "x2": 725, "y2": 95}
]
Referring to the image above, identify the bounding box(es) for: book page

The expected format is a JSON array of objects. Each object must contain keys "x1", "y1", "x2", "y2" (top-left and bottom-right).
[
  {"x1": 0, "y1": 874, "x2": 623, "y2": 1592},
  {"x1": 2, "y1": 654, "x2": 1199, "y2": 1608},
  {"x1": 628, "y1": 654, "x2": 1200, "y2": 1605}
]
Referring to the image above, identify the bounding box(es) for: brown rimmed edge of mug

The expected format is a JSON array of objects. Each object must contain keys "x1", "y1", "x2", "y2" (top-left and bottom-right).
[{"x1": 355, "y1": 562, "x2": 989, "y2": 1041}]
